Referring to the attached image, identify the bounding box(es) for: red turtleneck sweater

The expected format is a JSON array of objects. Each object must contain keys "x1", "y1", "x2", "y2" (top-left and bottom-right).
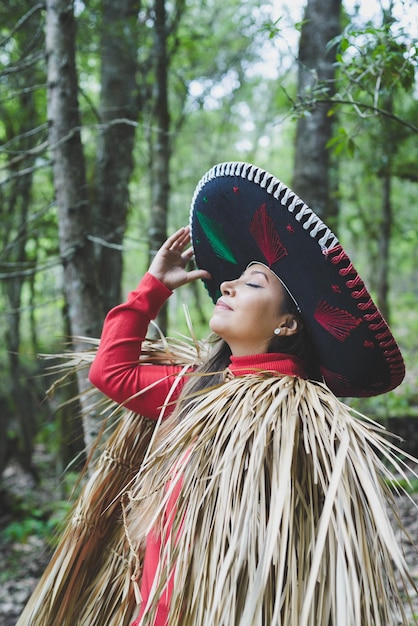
[{"x1": 89, "y1": 272, "x2": 306, "y2": 626}]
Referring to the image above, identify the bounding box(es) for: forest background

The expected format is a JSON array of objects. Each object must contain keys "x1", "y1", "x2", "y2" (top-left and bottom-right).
[{"x1": 0, "y1": 0, "x2": 418, "y2": 619}]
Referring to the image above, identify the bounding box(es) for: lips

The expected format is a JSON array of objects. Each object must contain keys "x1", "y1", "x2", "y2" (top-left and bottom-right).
[{"x1": 215, "y1": 299, "x2": 233, "y2": 311}]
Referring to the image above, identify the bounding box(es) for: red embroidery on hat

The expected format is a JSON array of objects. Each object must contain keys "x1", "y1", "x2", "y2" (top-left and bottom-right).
[
  {"x1": 327, "y1": 244, "x2": 405, "y2": 393},
  {"x1": 332, "y1": 284, "x2": 341, "y2": 293},
  {"x1": 233, "y1": 186, "x2": 239, "y2": 193},
  {"x1": 329, "y1": 247, "x2": 347, "y2": 266},
  {"x1": 286, "y1": 224, "x2": 294, "y2": 233},
  {"x1": 250, "y1": 203, "x2": 287, "y2": 266},
  {"x1": 363, "y1": 340, "x2": 375, "y2": 348},
  {"x1": 319, "y1": 367, "x2": 350, "y2": 393},
  {"x1": 320, "y1": 366, "x2": 372, "y2": 397},
  {"x1": 314, "y1": 300, "x2": 362, "y2": 341},
  {"x1": 356, "y1": 298, "x2": 374, "y2": 311},
  {"x1": 346, "y1": 275, "x2": 363, "y2": 290},
  {"x1": 352, "y1": 288, "x2": 369, "y2": 301}
]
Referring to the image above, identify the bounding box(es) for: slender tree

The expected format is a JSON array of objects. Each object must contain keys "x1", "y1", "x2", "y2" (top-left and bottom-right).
[
  {"x1": 331, "y1": 8, "x2": 417, "y2": 321},
  {"x1": 0, "y1": 1, "x2": 48, "y2": 482},
  {"x1": 147, "y1": 0, "x2": 173, "y2": 333},
  {"x1": 292, "y1": 0, "x2": 342, "y2": 222},
  {"x1": 46, "y1": 0, "x2": 104, "y2": 448},
  {"x1": 93, "y1": 0, "x2": 142, "y2": 314}
]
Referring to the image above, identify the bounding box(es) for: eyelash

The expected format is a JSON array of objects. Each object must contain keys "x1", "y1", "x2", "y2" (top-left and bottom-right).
[{"x1": 246, "y1": 282, "x2": 262, "y2": 288}]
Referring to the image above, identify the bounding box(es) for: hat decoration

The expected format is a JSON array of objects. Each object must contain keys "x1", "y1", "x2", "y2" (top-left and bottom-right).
[{"x1": 190, "y1": 161, "x2": 405, "y2": 397}]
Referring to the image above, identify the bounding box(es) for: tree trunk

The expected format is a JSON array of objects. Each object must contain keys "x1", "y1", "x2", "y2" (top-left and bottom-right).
[
  {"x1": 376, "y1": 173, "x2": 391, "y2": 323},
  {"x1": 4, "y1": 179, "x2": 38, "y2": 464},
  {"x1": 375, "y1": 88, "x2": 395, "y2": 324},
  {"x1": 1, "y1": 75, "x2": 39, "y2": 482},
  {"x1": 148, "y1": 0, "x2": 171, "y2": 334},
  {"x1": 46, "y1": 0, "x2": 104, "y2": 449},
  {"x1": 93, "y1": 0, "x2": 142, "y2": 314},
  {"x1": 292, "y1": 0, "x2": 341, "y2": 223}
]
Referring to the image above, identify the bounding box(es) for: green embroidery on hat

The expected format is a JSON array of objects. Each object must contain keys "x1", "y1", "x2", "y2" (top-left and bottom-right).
[{"x1": 196, "y1": 210, "x2": 237, "y2": 264}]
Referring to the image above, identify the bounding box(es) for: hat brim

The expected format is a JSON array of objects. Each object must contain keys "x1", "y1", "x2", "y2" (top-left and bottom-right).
[{"x1": 190, "y1": 162, "x2": 405, "y2": 397}]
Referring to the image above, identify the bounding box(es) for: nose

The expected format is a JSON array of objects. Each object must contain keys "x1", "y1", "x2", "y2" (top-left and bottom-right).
[{"x1": 220, "y1": 279, "x2": 236, "y2": 296}]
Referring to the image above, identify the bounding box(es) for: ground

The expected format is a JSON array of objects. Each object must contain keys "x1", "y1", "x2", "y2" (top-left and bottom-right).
[{"x1": 1, "y1": 456, "x2": 417, "y2": 626}]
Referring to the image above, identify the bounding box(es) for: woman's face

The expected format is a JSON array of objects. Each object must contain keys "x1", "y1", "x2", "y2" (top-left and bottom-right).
[{"x1": 209, "y1": 263, "x2": 298, "y2": 356}]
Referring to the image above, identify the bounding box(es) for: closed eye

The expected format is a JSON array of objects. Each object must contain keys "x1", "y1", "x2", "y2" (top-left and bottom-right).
[{"x1": 246, "y1": 282, "x2": 263, "y2": 288}]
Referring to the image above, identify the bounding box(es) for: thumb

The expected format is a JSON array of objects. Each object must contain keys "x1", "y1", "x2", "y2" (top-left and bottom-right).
[{"x1": 186, "y1": 269, "x2": 212, "y2": 283}]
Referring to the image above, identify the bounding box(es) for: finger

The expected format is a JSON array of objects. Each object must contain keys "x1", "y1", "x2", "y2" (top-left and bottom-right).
[
  {"x1": 165, "y1": 227, "x2": 187, "y2": 249},
  {"x1": 175, "y1": 228, "x2": 191, "y2": 250},
  {"x1": 169, "y1": 233, "x2": 190, "y2": 253},
  {"x1": 181, "y1": 246, "x2": 195, "y2": 262}
]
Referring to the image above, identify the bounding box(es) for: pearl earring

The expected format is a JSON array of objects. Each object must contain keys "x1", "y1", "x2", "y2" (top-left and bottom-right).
[{"x1": 274, "y1": 328, "x2": 281, "y2": 335}]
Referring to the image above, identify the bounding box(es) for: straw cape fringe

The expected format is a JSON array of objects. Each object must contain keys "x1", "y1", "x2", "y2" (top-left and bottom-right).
[
  {"x1": 125, "y1": 375, "x2": 418, "y2": 626},
  {"x1": 16, "y1": 332, "x2": 418, "y2": 626}
]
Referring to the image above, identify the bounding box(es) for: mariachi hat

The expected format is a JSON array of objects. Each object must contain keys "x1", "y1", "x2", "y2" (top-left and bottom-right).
[{"x1": 190, "y1": 161, "x2": 405, "y2": 397}]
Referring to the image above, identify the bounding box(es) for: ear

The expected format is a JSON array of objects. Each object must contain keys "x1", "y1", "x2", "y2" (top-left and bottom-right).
[{"x1": 276, "y1": 314, "x2": 299, "y2": 337}]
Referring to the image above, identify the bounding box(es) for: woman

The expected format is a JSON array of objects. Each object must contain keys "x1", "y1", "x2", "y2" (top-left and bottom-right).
[{"x1": 18, "y1": 162, "x2": 416, "y2": 626}]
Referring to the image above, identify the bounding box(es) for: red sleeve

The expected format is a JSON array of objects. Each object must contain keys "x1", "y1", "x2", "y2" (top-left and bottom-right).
[{"x1": 89, "y1": 272, "x2": 186, "y2": 420}]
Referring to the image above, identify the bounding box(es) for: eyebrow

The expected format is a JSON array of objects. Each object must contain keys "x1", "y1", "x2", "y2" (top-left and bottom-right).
[{"x1": 247, "y1": 269, "x2": 269, "y2": 282}]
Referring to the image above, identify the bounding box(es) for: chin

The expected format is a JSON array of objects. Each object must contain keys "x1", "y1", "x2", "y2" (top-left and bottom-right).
[
  {"x1": 208, "y1": 314, "x2": 219, "y2": 332},
  {"x1": 209, "y1": 318, "x2": 226, "y2": 340}
]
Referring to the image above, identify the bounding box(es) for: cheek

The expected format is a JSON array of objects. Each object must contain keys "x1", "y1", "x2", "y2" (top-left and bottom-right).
[
  {"x1": 259, "y1": 302, "x2": 280, "y2": 329},
  {"x1": 243, "y1": 302, "x2": 270, "y2": 333}
]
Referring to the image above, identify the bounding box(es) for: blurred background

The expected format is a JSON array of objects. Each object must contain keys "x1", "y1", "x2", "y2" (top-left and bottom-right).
[{"x1": 0, "y1": 0, "x2": 417, "y2": 622}]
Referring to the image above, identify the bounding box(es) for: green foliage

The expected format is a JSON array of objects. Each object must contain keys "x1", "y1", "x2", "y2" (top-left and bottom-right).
[
  {"x1": 0, "y1": 470, "x2": 77, "y2": 550},
  {"x1": 349, "y1": 384, "x2": 417, "y2": 420},
  {"x1": 335, "y1": 23, "x2": 417, "y2": 93},
  {"x1": 385, "y1": 476, "x2": 418, "y2": 495},
  {"x1": 259, "y1": 16, "x2": 283, "y2": 40},
  {"x1": 326, "y1": 126, "x2": 356, "y2": 157},
  {"x1": 0, "y1": 496, "x2": 72, "y2": 586},
  {"x1": 329, "y1": 12, "x2": 418, "y2": 138},
  {"x1": 1, "y1": 506, "x2": 63, "y2": 546}
]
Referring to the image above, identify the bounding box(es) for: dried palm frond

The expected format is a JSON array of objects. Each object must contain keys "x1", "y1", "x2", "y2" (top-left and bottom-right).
[
  {"x1": 139, "y1": 318, "x2": 210, "y2": 365},
  {"x1": 125, "y1": 375, "x2": 418, "y2": 626}
]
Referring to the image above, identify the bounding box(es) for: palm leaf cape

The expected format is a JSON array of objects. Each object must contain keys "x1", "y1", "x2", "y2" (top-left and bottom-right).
[{"x1": 17, "y1": 334, "x2": 418, "y2": 626}]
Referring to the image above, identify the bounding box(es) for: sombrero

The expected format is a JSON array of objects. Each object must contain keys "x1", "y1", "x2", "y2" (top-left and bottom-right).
[{"x1": 190, "y1": 161, "x2": 405, "y2": 397}]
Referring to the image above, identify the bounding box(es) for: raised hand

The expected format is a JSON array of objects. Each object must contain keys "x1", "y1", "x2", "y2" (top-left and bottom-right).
[{"x1": 148, "y1": 226, "x2": 211, "y2": 290}]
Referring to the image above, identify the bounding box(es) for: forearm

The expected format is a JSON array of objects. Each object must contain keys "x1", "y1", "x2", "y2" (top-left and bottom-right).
[{"x1": 89, "y1": 272, "x2": 182, "y2": 418}]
